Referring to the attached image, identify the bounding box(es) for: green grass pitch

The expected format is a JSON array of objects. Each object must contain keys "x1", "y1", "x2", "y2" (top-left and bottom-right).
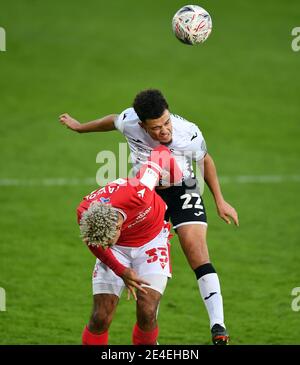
[{"x1": 0, "y1": 0, "x2": 300, "y2": 344}]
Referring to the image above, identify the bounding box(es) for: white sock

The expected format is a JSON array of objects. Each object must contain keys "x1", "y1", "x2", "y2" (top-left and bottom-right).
[{"x1": 197, "y1": 273, "x2": 225, "y2": 329}]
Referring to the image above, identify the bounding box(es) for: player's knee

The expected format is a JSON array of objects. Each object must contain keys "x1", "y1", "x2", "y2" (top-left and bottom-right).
[
  {"x1": 89, "y1": 309, "x2": 113, "y2": 332},
  {"x1": 89, "y1": 294, "x2": 118, "y2": 332},
  {"x1": 138, "y1": 308, "x2": 157, "y2": 329},
  {"x1": 137, "y1": 296, "x2": 159, "y2": 329}
]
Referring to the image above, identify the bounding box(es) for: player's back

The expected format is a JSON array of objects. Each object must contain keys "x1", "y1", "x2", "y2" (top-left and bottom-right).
[{"x1": 77, "y1": 177, "x2": 166, "y2": 247}]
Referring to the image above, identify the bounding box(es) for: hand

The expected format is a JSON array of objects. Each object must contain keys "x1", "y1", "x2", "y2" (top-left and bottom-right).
[
  {"x1": 121, "y1": 268, "x2": 150, "y2": 301},
  {"x1": 216, "y1": 199, "x2": 239, "y2": 226},
  {"x1": 59, "y1": 113, "x2": 81, "y2": 132}
]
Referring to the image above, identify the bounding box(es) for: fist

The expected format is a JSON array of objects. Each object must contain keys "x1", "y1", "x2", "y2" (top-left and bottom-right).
[{"x1": 59, "y1": 113, "x2": 81, "y2": 132}]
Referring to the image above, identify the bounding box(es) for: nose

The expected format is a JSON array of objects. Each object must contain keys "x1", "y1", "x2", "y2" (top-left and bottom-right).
[{"x1": 160, "y1": 126, "x2": 168, "y2": 135}]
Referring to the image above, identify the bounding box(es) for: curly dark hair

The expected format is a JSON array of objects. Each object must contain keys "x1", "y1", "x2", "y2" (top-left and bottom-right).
[{"x1": 133, "y1": 89, "x2": 169, "y2": 122}]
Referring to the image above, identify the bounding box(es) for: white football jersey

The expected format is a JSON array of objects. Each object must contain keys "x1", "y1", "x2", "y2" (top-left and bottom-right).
[{"x1": 114, "y1": 107, "x2": 207, "y2": 181}]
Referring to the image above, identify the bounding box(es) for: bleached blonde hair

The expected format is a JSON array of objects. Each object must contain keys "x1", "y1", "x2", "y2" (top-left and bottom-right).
[{"x1": 80, "y1": 201, "x2": 119, "y2": 249}]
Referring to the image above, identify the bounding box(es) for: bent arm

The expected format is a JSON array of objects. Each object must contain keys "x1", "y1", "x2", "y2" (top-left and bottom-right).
[
  {"x1": 88, "y1": 244, "x2": 127, "y2": 276},
  {"x1": 87, "y1": 244, "x2": 150, "y2": 295},
  {"x1": 203, "y1": 153, "x2": 224, "y2": 204},
  {"x1": 200, "y1": 153, "x2": 239, "y2": 226},
  {"x1": 59, "y1": 113, "x2": 117, "y2": 133}
]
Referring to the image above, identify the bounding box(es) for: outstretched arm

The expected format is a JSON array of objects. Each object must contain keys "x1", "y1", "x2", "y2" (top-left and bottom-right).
[
  {"x1": 59, "y1": 113, "x2": 117, "y2": 133},
  {"x1": 202, "y1": 153, "x2": 239, "y2": 226}
]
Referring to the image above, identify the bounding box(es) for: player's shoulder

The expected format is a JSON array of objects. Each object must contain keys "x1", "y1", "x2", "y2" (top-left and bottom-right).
[
  {"x1": 115, "y1": 107, "x2": 139, "y2": 132},
  {"x1": 171, "y1": 113, "x2": 202, "y2": 133},
  {"x1": 107, "y1": 178, "x2": 136, "y2": 205},
  {"x1": 119, "y1": 107, "x2": 138, "y2": 121},
  {"x1": 171, "y1": 113, "x2": 204, "y2": 142}
]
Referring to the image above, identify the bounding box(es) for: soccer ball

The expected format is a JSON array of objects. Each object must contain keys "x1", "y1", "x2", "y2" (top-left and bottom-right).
[{"x1": 172, "y1": 5, "x2": 212, "y2": 45}]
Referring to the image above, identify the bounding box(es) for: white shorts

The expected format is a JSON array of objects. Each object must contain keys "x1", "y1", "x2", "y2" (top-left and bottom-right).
[{"x1": 92, "y1": 227, "x2": 171, "y2": 297}]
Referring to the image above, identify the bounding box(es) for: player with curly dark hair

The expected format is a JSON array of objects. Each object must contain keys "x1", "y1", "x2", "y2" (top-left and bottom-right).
[{"x1": 60, "y1": 89, "x2": 239, "y2": 345}]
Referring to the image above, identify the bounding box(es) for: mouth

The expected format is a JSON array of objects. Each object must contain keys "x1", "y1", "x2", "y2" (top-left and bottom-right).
[{"x1": 159, "y1": 134, "x2": 172, "y2": 143}]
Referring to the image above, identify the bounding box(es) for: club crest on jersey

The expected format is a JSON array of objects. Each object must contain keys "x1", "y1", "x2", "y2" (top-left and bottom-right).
[{"x1": 99, "y1": 197, "x2": 110, "y2": 204}]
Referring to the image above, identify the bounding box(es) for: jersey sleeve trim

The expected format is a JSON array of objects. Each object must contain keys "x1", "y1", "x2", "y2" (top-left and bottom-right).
[
  {"x1": 114, "y1": 114, "x2": 125, "y2": 133},
  {"x1": 146, "y1": 161, "x2": 163, "y2": 173},
  {"x1": 139, "y1": 167, "x2": 159, "y2": 191}
]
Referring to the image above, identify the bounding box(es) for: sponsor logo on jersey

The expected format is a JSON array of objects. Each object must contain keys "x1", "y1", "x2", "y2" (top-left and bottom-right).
[{"x1": 127, "y1": 206, "x2": 152, "y2": 228}]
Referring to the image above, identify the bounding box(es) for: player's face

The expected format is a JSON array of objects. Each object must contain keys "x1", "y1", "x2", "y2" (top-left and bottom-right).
[
  {"x1": 142, "y1": 109, "x2": 173, "y2": 144},
  {"x1": 109, "y1": 213, "x2": 124, "y2": 245}
]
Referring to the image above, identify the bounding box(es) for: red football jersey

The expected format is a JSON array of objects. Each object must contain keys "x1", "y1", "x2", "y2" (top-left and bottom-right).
[
  {"x1": 77, "y1": 177, "x2": 166, "y2": 247},
  {"x1": 77, "y1": 145, "x2": 182, "y2": 248}
]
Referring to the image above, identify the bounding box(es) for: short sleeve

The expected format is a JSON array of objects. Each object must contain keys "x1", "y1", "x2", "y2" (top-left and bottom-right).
[
  {"x1": 114, "y1": 114, "x2": 125, "y2": 133},
  {"x1": 192, "y1": 126, "x2": 208, "y2": 161},
  {"x1": 114, "y1": 108, "x2": 132, "y2": 133}
]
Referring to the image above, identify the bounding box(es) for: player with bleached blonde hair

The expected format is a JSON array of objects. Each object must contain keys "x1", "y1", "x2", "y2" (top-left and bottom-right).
[{"x1": 78, "y1": 145, "x2": 182, "y2": 345}]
